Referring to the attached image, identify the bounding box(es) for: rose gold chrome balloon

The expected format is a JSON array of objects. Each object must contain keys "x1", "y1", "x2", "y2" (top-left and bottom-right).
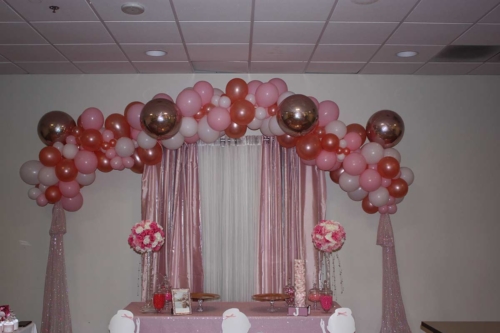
[
  {"x1": 277, "y1": 94, "x2": 318, "y2": 137},
  {"x1": 365, "y1": 110, "x2": 405, "y2": 148},
  {"x1": 140, "y1": 98, "x2": 182, "y2": 140},
  {"x1": 37, "y1": 111, "x2": 76, "y2": 146}
]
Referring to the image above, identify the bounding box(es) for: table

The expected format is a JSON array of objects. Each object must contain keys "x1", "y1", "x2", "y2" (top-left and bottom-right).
[
  {"x1": 125, "y1": 301, "x2": 340, "y2": 333},
  {"x1": 421, "y1": 321, "x2": 500, "y2": 333}
]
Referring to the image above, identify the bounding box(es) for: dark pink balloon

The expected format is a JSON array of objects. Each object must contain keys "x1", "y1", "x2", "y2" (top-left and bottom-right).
[
  {"x1": 359, "y1": 169, "x2": 382, "y2": 192},
  {"x1": 80, "y1": 107, "x2": 104, "y2": 130},
  {"x1": 59, "y1": 180, "x2": 80, "y2": 198},
  {"x1": 74, "y1": 151, "x2": 98, "y2": 174},
  {"x1": 61, "y1": 193, "x2": 84, "y2": 212},
  {"x1": 343, "y1": 153, "x2": 367, "y2": 176},
  {"x1": 344, "y1": 132, "x2": 363, "y2": 151}
]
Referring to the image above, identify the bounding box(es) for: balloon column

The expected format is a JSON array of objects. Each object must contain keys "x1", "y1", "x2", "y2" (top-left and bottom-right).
[{"x1": 20, "y1": 79, "x2": 413, "y2": 213}]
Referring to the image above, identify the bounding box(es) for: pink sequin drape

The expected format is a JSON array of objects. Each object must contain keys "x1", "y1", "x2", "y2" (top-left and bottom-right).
[
  {"x1": 41, "y1": 202, "x2": 72, "y2": 333},
  {"x1": 257, "y1": 137, "x2": 326, "y2": 293},
  {"x1": 377, "y1": 213, "x2": 412, "y2": 333},
  {"x1": 141, "y1": 144, "x2": 203, "y2": 296}
]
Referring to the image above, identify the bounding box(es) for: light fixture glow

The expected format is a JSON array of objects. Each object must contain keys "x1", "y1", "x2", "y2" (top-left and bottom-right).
[
  {"x1": 146, "y1": 50, "x2": 167, "y2": 57},
  {"x1": 351, "y1": 0, "x2": 379, "y2": 4},
  {"x1": 396, "y1": 51, "x2": 418, "y2": 58},
  {"x1": 121, "y1": 2, "x2": 145, "y2": 15}
]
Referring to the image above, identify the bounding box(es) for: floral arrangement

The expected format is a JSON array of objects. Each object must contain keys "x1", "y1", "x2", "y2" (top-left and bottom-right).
[
  {"x1": 311, "y1": 220, "x2": 346, "y2": 253},
  {"x1": 128, "y1": 220, "x2": 165, "y2": 254}
]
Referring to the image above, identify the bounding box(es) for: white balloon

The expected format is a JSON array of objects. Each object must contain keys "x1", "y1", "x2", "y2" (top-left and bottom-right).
[
  {"x1": 19, "y1": 160, "x2": 43, "y2": 185},
  {"x1": 115, "y1": 137, "x2": 135, "y2": 157},
  {"x1": 219, "y1": 96, "x2": 231, "y2": 108},
  {"x1": 269, "y1": 116, "x2": 285, "y2": 136},
  {"x1": 179, "y1": 117, "x2": 198, "y2": 138},
  {"x1": 339, "y1": 173, "x2": 360, "y2": 192},
  {"x1": 383, "y1": 148, "x2": 401, "y2": 163},
  {"x1": 277, "y1": 91, "x2": 295, "y2": 105},
  {"x1": 38, "y1": 166, "x2": 58, "y2": 186},
  {"x1": 39, "y1": 184, "x2": 49, "y2": 193},
  {"x1": 53, "y1": 142, "x2": 64, "y2": 152},
  {"x1": 161, "y1": 132, "x2": 185, "y2": 150},
  {"x1": 260, "y1": 117, "x2": 273, "y2": 137},
  {"x1": 211, "y1": 95, "x2": 220, "y2": 106},
  {"x1": 399, "y1": 167, "x2": 414, "y2": 186},
  {"x1": 248, "y1": 117, "x2": 263, "y2": 130},
  {"x1": 76, "y1": 172, "x2": 96, "y2": 186},
  {"x1": 62, "y1": 143, "x2": 79, "y2": 159},
  {"x1": 213, "y1": 88, "x2": 223, "y2": 96},
  {"x1": 395, "y1": 196, "x2": 404, "y2": 204},
  {"x1": 198, "y1": 116, "x2": 219, "y2": 143},
  {"x1": 369, "y1": 187, "x2": 390, "y2": 207},
  {"x1": 347, "y1": 187, "x2": 367, "y2": 201},
  {"x1": 28, "y1": 187, "x2": 42, "y2": 200},
  {"x1": 137, "y1": 131, "x2": 157, "y2": 149},
  {"x1": 255, "y1": 107, "x2": 267, "y2": 120},
  {"x1": 245, "y1": 94, "x2": 256, "y2": 105},
  {"x1": 325, "y1": 120, "x2": 347, "y2": 139},
  {"x1": 361, "y1": 142, "x2": 384, "y2": 164}
]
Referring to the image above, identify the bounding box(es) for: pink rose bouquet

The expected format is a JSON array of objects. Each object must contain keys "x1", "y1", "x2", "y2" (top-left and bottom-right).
[
  {"x1": 128, "y1": 220, "x2": 165, "y2": 254},
  {"x1": 311, "y1": 220, "x2": 346, "y2": 253}
]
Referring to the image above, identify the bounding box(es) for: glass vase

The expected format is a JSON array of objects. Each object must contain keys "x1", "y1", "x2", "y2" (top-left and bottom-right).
[{"x1": 141, "y1": 251, "x2": 156, "y2": 313}]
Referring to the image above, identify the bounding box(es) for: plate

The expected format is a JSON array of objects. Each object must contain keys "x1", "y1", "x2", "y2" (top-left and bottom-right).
[
  {"x1": 190, "y1": 293, "x2": 220, "y2": 301},
  {"x1": 251, "y1": 293, "x2": 288, "y2": 302}
]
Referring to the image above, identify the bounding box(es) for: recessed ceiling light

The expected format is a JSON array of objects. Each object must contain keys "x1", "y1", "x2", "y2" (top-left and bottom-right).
[
  {"x1": 121, "y1": 2, "x2": 145, "y2": 15},
  {"x1": 146, "y1": 50, "x2": 167, "y2": 57},
  {"x1": 351, "y1": 0, "x2": 379, "y2": 4},
  {"x1": 396, "y1": 51, "x2": 418, "y2": 58}
]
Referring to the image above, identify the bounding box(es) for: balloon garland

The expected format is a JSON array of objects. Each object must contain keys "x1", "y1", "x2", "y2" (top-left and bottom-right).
[{"x1": 20, "y1": 78, "x2": 413, "y2": 213}]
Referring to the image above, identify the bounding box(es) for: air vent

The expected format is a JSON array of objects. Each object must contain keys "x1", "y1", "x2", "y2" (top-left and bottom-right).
[{"x1": 430, "y1": 45, "x2": 500, "y2": 62}]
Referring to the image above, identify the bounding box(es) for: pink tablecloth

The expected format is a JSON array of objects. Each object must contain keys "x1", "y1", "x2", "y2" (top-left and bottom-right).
[{"x1": 125, "y1": 301, "x2": 341, "y2": 333}]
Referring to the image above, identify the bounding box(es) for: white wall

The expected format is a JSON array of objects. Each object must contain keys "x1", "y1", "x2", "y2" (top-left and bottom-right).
[{"x1": 1, "y1": 74, "x2": 499, "y2": 333}]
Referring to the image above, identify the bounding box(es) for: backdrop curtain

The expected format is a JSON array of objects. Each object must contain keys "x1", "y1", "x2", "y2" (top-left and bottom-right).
[
  {"x1": 198, "y1": 136, "x2": 262, "y2": 301},
  {"x1": 141, "y1": 144, "x2": 203, "y2": 298},
  {"x1": 257, "y1": 137, "x2": 326, "y2": 294}
]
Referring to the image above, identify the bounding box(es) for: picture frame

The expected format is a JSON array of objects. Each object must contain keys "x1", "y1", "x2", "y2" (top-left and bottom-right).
[{"x1": 172, "y1": 288, "x2": 192, "y2": 315}]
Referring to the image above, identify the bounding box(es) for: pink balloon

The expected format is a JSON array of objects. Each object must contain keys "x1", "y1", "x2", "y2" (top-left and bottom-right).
[
  {"x1": 176, "y1": 88, "x2": 202, "y2": 117},
  {"x1": 122, "y1": 156, "x2": 134, "y2": 168},
  {"x1": 102, "y1": 129, "x2": 114, "y2": 142},
  {"x1": 308, "y1": 96, "x2": 320, "y2": 110},
  {"x1": 207, "y1": 107, "x2": 231, "y2": 131},
  {"x1": 344, "y1": 132, "x2": 363, "y2": 151},
  {"x1": 125, "y1": 102, "x2": 144, "y2": 130},
  {"x1": 36, "y1": 194, "x2": 48, "y2": 207},
  {"x1": 61, "y1": 193, "x2": 83, "y2": 212},
  {"x1": 315, "y1": 150, "x2": 337, "y2": 171},
  {"x1": 105, "y1": 148, "x2": 116, "y2": 159},
  {"x1": 255, "y1": 82, "x2": 279, "y2": 108},
  {"x1": 59, "y1": 180, "x2": 80, "y2": 198},
  {"x1": 342, "y1": 153, "x2": 367, "y2": 176},
  {"x1": 268, "y1": 78, "x2": 288, "y2": 95},
  {"x1": 152, "y1": 93, "x2": 173, "y2": 102},
  {"x1": 301, "y1": 158, "x2": 316, "y2": 166},
  {"x1": 247, "y1": 80, "x2": 263, "y2": 95},
  {"x1": 130, "y1": 128, "x2": 140, "y2": 140},
  {"x1": 80, "y1": 107, "x2": 104, "y2": 130},
  {"x1": 66, "y1": 135, "x2": 77, "y2": 145},
  {"x1": 193, "y1": 81, "x2": 214, "y2": 106},
  {"x1": 74, "y1": 151, "x2": 98, "y2": 174},
  {"x1": 381, "y1": 177, "x2": 392, "y2": 187},
  {"x1": 184, "y1": 133, "x2": 199, "y2": 144},
  {"x1": 318, "y1": 100, "x2": 340, "y2": 126},
  {"x1": 359, "y1": 169, "x2": 382, "y2": 192},
  {"x1": 387, "y1": 196, "x2": 395, "y2": 205},
  {"x1": 330, "y1": 160, "x2": 342, "y2": 171},
  {"x1": 379, "y1": 205, "x2": 389, "y2": 214},
  {"x1": 388, "y1": 204, "x2": 398, "y2": 214}
]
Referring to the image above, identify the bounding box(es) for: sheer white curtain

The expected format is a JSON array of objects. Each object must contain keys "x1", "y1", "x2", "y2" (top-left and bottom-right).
[{"x1": 198, "y1": 136, "x2": 262, "y2": 301}]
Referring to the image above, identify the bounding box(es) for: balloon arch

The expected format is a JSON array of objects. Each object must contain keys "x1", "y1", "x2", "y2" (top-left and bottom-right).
[{"x1": 20, "y1": 78, "x2": 414, "y2": 214}]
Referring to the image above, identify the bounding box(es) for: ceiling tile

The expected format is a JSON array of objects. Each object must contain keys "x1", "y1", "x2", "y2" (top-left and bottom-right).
[
  {"x1": 321, "y1": 22, "x2": 398, "y2": 44},
  {"x1": 0, "y1": 55, "x2": 6, "y2": 61},
  {"x1": 0, "y1": 62, "x2": 26, "y2": 74},
  {"x1": 0, "y1": 45, "x2": 66, "y2": 62},
  {"x1": 193, "y1": 61, "x2": 248, "y2": 73},
  {"x1": 5, "y1": 0, "x2": 98, "y2": 21},
  {"x1": 415, "y1": 62, "x2": 481, "y2": 75},
  {"x1": 0, "y1": 23, "x2": 47, "y2": 44},
  {"x1": 489, "y1": 52, "x2": 500, "y2": 61},
  {"x1": 306, "y1": 62, "x2": 365, "y2": 74},
  {"x1": 106, "y1": 22, "x2": 181, "y2": 44},
  {"x1": 452, "y1": 24, "x2": 500, "y2": 45},
  {"x1": 133, "y1": 61, "x2": 193, "y2": 73},
  {"x1": 360, "y1": 62, "x2": 423, "y2": 74},
  {"x1": 32, "y1": 22, "x2": 113, "y2": 44},
  {"x1": 372, "y1": 45, "x2": 445, "y2": 62},
  {"x1": 312, "y1": 45, "x2": 380, "y2": 62},
  {"x1": 387, "y1": 23, "x2": 470, "y2": 45},
  {"x1": 16, "y1": 62, "x2": 82, "y2": 74},
  {"x1": 406, "y1": 0, "x2": 499, "y2": 23},
  {"x1": 55, "y1": 44, "x2": 127, "y2": 62},
  {"x1": 74, "y1": 61, "x2": 137, "y2": 74},
  {"x1": 331, "y1": 0, "x2": 418, "y2": 22},
  {"x1": 121, "y1": 44, "x2": 188, "y2": 61},
  {"x1": 253, "y1": 22, "x2": 323, "y2": 44},
  {"x1": 90, "y1": 0, "x2": 175, "y2": 21},
  {"x1": 250, "y1": 61, "x2": 307, "y2": 73},
  {"x1": 181, "y1": 22, "x2": 250, "y2": 43},
  {"x1": 254, "y1": 0, "x2": 334, "y2": 21},
  {"x1": 481, "y1": 4, "x2": 500, "y2": 23},
  {"x1": 0, "y1": 1, "x2": 22, "y2": 22},
  {"x1": 187, "y1": 44, "x2": 248, "y2": 61},
  {"x1": 469, "y1": 63, "x2": 500, "y2": 74},
  {"x1": 252, "y1": 44, "x2": 314, "y2": 61},
  {"x1": 172, "y1": 0, "x2": 251, "y2": 21}
]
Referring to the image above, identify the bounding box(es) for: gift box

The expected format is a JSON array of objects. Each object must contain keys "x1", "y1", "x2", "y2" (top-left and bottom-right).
[{"x1": 287, "y1": 306, "x2": 310, "y2": 317}]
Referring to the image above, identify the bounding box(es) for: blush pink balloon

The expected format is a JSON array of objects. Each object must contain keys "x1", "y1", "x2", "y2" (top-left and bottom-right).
[
  {"x1": 207, "y1": 107, "x2": 231, "y2": 131},
  {"x1": 105, "y1": 148, "x2": 116, "y2": 159},
  {"x1": 344, "y1": 132, "x2": 363, "y2": 151},
  {"x1": 388, "y1": 204, "x2": 398, "y2": 214},
  {"x1": 130, "y1": 128, "x2": 140, "y2": 140},
  {"x1": 176, "y1": 88, "x2": 202, "y2": 117},
  {"x1": 66, "y1": 135, "x2": 77, "y2": 145},
  {"x1": 193, "y1": 81, "x2": 214, "y2": 105},
  {"x1": 153, "y1": 93, "x2": 173, "y2": 102},
  {"x1": 318, "y1": 100, "x2": 340, "y2": 126},
  {"x1": 122, "y1": 156, "x2": 134, "y2": 168},
  {"x1": 268, "y1": 78, "x2": 288, "y2": 95},
  {"x1": 247, "y1": 80, "x2": 263, "y2": 95},
  {"x1": 381, "y1": 178, "x2": 392, "y2": 187},
  {"x1": 379, "y1": 205, "x2": 389, "y2": 214},
  {"x1": 59, "y1": 180, "x2": 80, "y2": 198},
  {"x1": 255, "y1": 82, "x2": 279, "y2": 108},
  {"x1": 61, "y1": 193, "x2": 83, "y2": 212},
  {"x1": 74, "y1": 151, "x2": 98, "y2": 174},
  {"x1": 343, "y1": 153, "x2": 367, "y2": 176},
  {"x1": 315, "y1": 150, "x2": 337, "y2": 171},
  {"x1": 111, "y1": 156, "x2": 124, "y2": 170},
  {"x1": 125, "y1": 102, "x2": 145, "y2": 130},
  {"x1": 36, "y1": 194, "x2": 48, "y2": 207},
  {"x1": 387, "y1": 196, "x2": 395, "y2": 205},
  {"x1": 102, "y1": 129, "x2": 114, "y2": 142},
  {"x1": 308, "y1": 96, "x2": 320, "y2": 110},
  {"x1": 331, "y1": 160, "x2": 342, "y2": 171},
  {"x1": 80, "y1": 107, "x2": 104, "y2": 130},
  {"x1": 184, "y1": 133, "x2": 199, "y2": 144},
  {"x1": 359, "y1": 169, "x2": 382, "y2": 192},
  {"x1": 301, "y1": 158, "x2": 316, "y2": 166}
]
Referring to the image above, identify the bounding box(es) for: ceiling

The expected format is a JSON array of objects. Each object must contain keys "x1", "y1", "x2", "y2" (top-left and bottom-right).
[{"x1": 0, "y1": 0, "x2": 500, "y2": 75}]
